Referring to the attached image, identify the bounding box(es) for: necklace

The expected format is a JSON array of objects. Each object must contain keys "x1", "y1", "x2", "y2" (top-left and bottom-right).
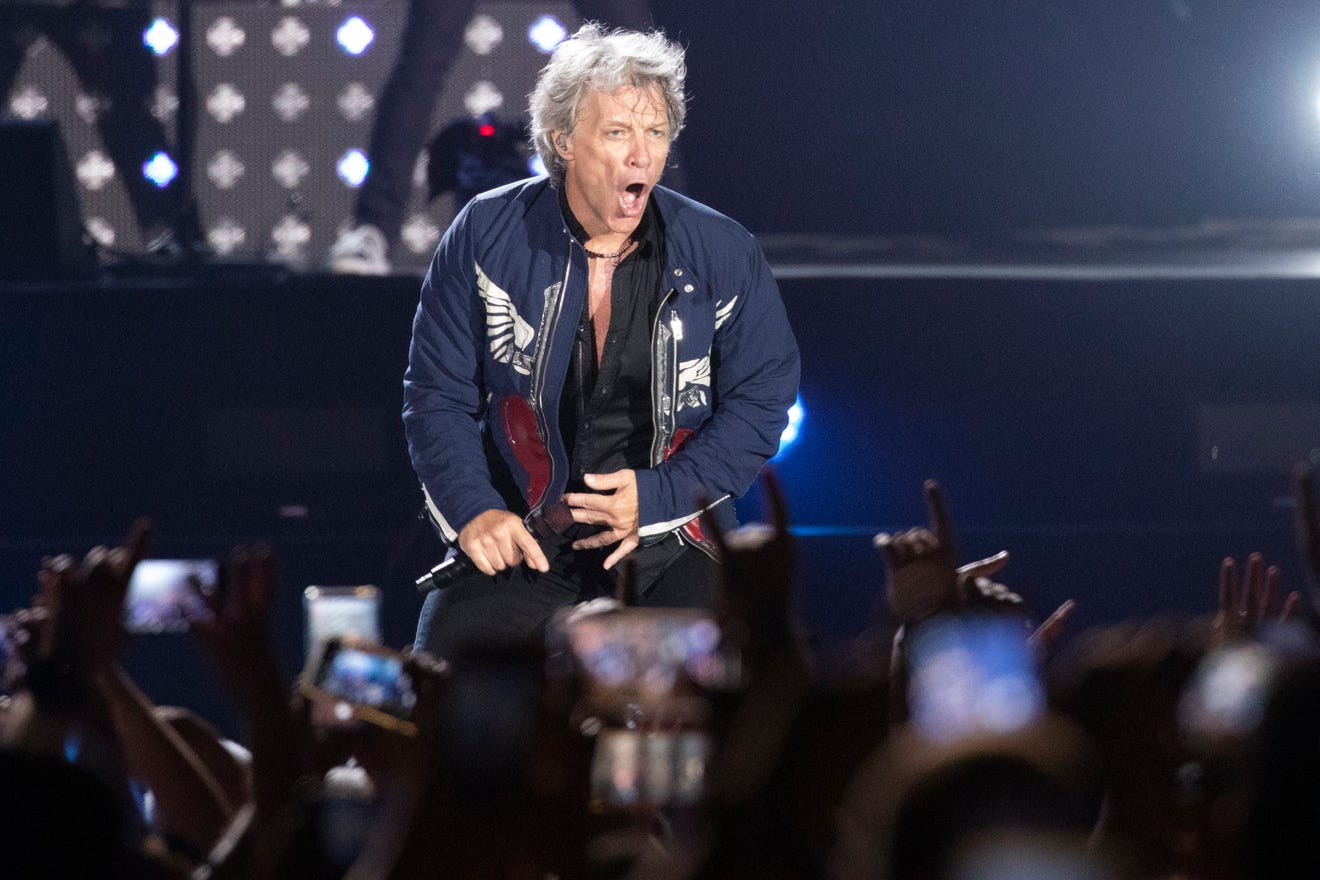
[{"x1": 583, "y1": 238, "x2": 635, "y2": 260}]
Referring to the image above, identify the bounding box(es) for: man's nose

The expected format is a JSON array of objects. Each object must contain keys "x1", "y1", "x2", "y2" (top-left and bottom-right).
[{"x1": 627, "y1": 134, "x2": 651, "y2": 167}]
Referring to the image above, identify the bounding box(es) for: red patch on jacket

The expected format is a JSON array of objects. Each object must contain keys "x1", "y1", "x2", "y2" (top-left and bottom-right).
[
  {"x1": 663, "y1": 428, "x2": 705, "y2": 543},
  {"x1": 502, "y1": 396, "x2": 549, "y2": 507}
]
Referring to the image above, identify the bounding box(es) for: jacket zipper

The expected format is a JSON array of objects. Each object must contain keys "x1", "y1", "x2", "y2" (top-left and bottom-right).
[
  {"x1": 649, "y1": 287, "x2": 679, "y2": 466},
  {"x1": 527, "y1": 244, "x2": 573, "y2": 516},
  {"x1": 668, "y1": 307, "x2": 682, "y2": 438}
]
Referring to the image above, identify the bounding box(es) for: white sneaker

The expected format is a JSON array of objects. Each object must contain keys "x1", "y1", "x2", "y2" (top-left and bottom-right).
[{"x1": 329, "y1": 223, "x2": 391, "y2": 275}]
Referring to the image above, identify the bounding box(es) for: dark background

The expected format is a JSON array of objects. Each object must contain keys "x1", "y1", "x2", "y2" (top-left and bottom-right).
[{"x1": 669, "y1": 0, "x2": 1320, "y2": 236}]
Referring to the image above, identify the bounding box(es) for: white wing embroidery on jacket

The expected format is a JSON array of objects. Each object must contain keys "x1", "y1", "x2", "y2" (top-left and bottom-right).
[
  {"x1": 676, "y1": 354, "x2": 711, "y2": 411},
  {"x1": 714, "y1": 296, "x2": 738, "y2": 330},
  {"x1": 476, "y1": 263, "x2": 535, "y2": 375}
]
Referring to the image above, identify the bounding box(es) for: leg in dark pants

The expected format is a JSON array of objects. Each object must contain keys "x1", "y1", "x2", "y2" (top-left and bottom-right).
[
  {"x1": 414, "y1": 536, "x2": 720, "y2": 660},
  {"x1": 1, "y1": 6, "x2": 176, "y2": 235},
  {"x1": 72, "y1": 6, "x2": 177, "y2": 233},
  {"x1": 635, "y1": 543, "x2": 721, "y2": 609},
  {"x1": 414, "y1": 541, "x2": 611, "y2": 660},
  {"x1": 354, "y1": 0, "x2": 477, "y2": 245}
]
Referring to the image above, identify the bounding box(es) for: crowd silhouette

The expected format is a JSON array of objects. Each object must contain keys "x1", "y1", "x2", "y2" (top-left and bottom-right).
[{"x1": 4, "y1": 465, "x2": 1320, "y2": 879}]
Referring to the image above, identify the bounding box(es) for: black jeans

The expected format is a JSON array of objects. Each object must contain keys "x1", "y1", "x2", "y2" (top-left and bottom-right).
[
  {"x1": 1, "y1": 4, "x2": 177, "y2": 234},
  {"x1": 413, "y1": 533, "x2": 720, "y2": 660},
  {"x1": 354, "y1": 0, "x2": 657, "y2": 247}
]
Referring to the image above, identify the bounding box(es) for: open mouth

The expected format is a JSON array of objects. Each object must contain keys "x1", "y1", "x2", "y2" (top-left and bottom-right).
[{"x1": 620, "y1": 182, "x2": 647, "y2": 216}]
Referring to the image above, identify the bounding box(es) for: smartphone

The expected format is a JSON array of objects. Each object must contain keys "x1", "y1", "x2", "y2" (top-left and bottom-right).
[
  {"x1": 907, "y1": 613, "x2": 1044, "y2": 743},
  {"x1": 950, "y1": 834, "x2": 1114, "y2": 880},
  {"x1": 125, "y1": 559, "x2": 219, "y2": 633},
  {"x1": 300, "y1": 636, "x2": 417, "y2": 736},
  {"x1": 303, "y1": 585, "x2": 381, "y2": 672},
  {"x1": 589, "y1": 728, "x2": 710, "y2": 810},
  {"x1": 549, "y1": 607, "x2": 739, "y2": 717},
  {"x1": 1178, "y1": 641, "x2": 1279, "y2": 748}
]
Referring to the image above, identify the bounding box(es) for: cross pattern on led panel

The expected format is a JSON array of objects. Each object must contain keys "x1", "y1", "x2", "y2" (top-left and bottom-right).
[{"x1": 3, "y1": 2, "x2": 578, "y2": 272}]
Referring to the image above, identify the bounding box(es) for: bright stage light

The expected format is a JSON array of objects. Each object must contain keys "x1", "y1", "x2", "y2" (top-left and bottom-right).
[
  {"x1": 336, "y1": 17, "x2": 375, "y2": 56},
  {"x1": 142, "y1": 151, "x2": 178, "y2": 188},
  {"x1": 528, "y1": 16, "x2": 567, "y2": 53},
  {"x1": 529, "y1": 154, "x2": 548, "y2": 176},
  {"x1": 144, "y1": 18, "x2": 179, "y2": 56},
  {"x1": 774, "y1": 395, "x2": 806, "y2": 458},
  {"x1": 337, "y1": 149, "x2": 370, "y2": 187}
]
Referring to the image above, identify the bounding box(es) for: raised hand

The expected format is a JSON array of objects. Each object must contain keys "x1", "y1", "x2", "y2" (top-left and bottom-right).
[
  {"x1": 1028, "y1": 598, "x2": 1077, "y2": 657},
  {"x1": 957, "y1": 550, "x2": 1010, "y2": 583},
  {"x1": 189, "y1": 545, "x2": 280, "y2": 698},
  {"x1": 705, "y1": 469, "x2": 799, "y2": 671},
  {"x1": 6, "y1": 520, "x2": 148, "y2": 761},
  {"x1": 960, "y1": 572, "x2": 1076, "y2": 658},
  {"x1": 188, "y1": 544, "x2": 304, "y2": 836},
  {"x1": 36, "y1": 517, "x2": 151, "y2": 674},
  {"x1": 1212, "y1": 552, "x2": 1300, "y2": 646},
  {"x1": 341, "y1": 650, "x2": 452, "y2": 880},
  {"x1": 874, "y1": 480, "x2": 961, "y2": 623},
  {"x1": 709, "y1": 469, "x2": 794, "y2": 609}
]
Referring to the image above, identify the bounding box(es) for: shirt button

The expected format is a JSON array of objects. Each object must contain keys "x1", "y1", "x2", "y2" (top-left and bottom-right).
[
  {"x1": 683, "y1": 284, "x2": 695, "y2": 293},
  {"x1": 673, "y1": 268, "x2": 683, "y2": 276}
]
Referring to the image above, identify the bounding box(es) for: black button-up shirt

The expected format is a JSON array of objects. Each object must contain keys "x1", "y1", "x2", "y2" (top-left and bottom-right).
[
  {"x1": 559, "y1": 190, "x2": 665, "y2": 493},
  {"x1": 555, "y1": 190, "x2": 689, "y2": 583}
]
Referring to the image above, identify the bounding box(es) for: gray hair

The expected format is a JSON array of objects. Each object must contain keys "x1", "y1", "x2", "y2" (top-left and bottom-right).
[{"x1": 528, "y1": 22, "x2": 687, "y2": 184}]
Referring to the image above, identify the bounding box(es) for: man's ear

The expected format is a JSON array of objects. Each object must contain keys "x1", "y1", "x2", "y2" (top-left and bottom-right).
[{"x1": 553, "y1": 131, "x2": 572, "y2": 161}]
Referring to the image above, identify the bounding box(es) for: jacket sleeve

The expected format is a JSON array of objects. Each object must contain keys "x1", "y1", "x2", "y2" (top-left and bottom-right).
[
  {"x1": 402, "y1": 206, "x2": 507, "y2": 543},
  {"x1": 633, "y1": 237, "x2": 800, "y2": 537}
]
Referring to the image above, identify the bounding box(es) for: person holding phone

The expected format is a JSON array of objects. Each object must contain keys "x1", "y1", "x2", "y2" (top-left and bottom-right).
[{"x1": 403, "y1": 24, "x2": 799, "y2": 659}]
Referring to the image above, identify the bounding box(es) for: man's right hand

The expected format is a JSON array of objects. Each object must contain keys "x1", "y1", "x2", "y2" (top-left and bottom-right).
[{"x1": 458, "y1": 510, "x2": 550, "y2": 576}]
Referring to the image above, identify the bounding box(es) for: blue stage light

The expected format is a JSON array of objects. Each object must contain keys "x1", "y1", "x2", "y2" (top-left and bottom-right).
[
  {"x1": 337, "y1": 149, "x2": 370, "y2": 187},
  {"x1": 774, "y1": 395, "x2": 805, "y2": 459},
  {"x1": 336, "y1": 16, "x2": 375, "y2": 55},
  {"x1": 528, "y1": 15, "x2": 567, "y2": 53},
  {"x1": 143, "y1": 18, "x2": 179, "y2": 56},
  {"x1": 142, "y1": 151, "x2": 178, "y2": 188},
  {"x1": 528, "y1": 154, "x2": 548, "y2": 177}
]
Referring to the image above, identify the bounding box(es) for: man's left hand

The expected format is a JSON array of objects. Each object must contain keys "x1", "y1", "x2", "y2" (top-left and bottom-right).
[{"x1": 564, "y1": 470, "x2": 640, "y2": 570}]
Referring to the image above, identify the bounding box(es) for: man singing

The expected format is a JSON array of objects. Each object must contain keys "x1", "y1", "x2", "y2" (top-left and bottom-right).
[{"x1": 404, "y1": 24, "x2": 800, "y2": 657}]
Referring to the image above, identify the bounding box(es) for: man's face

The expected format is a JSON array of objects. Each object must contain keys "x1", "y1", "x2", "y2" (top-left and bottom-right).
[{"x1": 558, "y1": 84, "x2": 671, "y2": 241}]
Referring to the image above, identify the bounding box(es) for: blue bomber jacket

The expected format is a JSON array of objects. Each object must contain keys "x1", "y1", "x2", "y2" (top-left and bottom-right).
[{"x1": 402, "y1": 176, "x2": 800, "y2": 552}]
